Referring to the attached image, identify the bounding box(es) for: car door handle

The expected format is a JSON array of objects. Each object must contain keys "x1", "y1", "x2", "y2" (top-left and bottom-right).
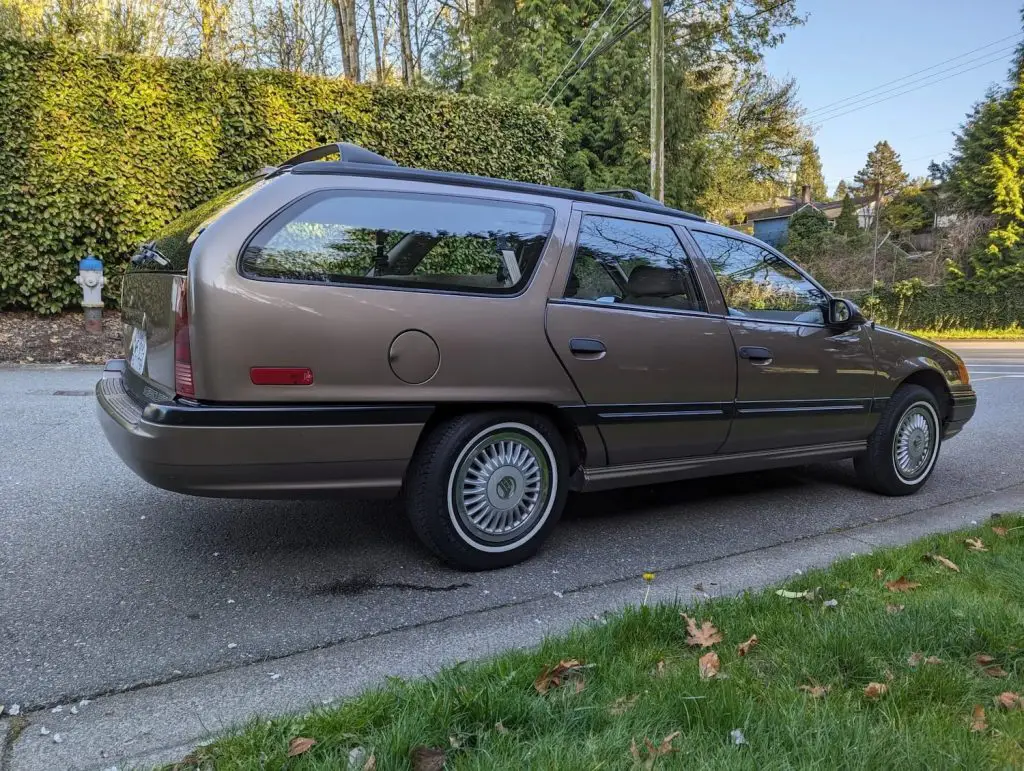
[
  {"x1": 738, "y1": 346, "x2": 773, "y2": 362},
  {"x1": 569, "y1": 338, "x2": 606, "y2": 357}
]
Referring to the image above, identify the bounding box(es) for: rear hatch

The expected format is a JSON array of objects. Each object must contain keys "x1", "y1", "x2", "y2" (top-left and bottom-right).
[{"x1": 120, "y1": 178, "x2": 264, "y2": 401}]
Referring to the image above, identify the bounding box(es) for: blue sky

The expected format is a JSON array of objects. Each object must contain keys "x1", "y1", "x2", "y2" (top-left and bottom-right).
[{"x1": 762, "y1": 0, "x2": 1022, "y2": 194}]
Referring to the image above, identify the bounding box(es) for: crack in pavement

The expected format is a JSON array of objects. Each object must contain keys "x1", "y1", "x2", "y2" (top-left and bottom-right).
[{"x1": 309, "y1": 577, "x2": 472, "y2": 596}]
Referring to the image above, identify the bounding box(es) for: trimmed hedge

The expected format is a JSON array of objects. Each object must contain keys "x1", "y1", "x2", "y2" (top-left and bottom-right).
[
  {"x1": 0, "y1": 39, "x2": 563, "y2": 312},
  {"x1": 849, "y1": 280, "x2": 1024, "y2": 331}
]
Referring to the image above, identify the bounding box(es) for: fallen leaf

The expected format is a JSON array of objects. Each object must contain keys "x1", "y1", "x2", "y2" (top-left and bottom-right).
[
  {"x1": 495, "y1": 721, "x2": 508, "y2": 734},
  {"x1": 992, "y1": 526, "x2": 1008, "y2": 538},
  {"x1": 984, "y1": 666, "x2": 1009, "y2": 678},
  {"x1": 995, "y1": 692, "x2": 1022, "y2": 710},
  {"x1": 288, "y1": 737, "x2": 317, "y2": 757},
  {"x1": 976, "y1": 654, "x2": 996, "y2": 666},
  {"x1": 908, "y1": 652, "x2": 924, "y2": 667},
  {"x1": 798, "y1": 683, "x2": 830, "y2": 698},
  {"x1": 534, "y1": 659, "x2": 585, "y2": 694},
  {"x1": 630, "y1": 732, "x2": 681, "y2": 768},
  {"x1": 682, "y1": 614, "x2": 723, "y2": 648},
  {"x1": 609, "y1": 694, "x2": 639, "y2": 716},
  {"x1": 928, "y1": 554, "x2": 960, "y2": 572},
  {"x1": 699, "y1": 651, "x2": 721, "y2": 680},
  {"x1": 885, "y1": 576, "x2": 921, "y2": 593},
  {"x1": 864, "y1": 682, "x2": 888, "y2": 700},
  {"x1": 363, "y1": 755, "x2": 377, "y2": 771},
  {"x1": 970, "y1": 705, "x2": 987, "y2": 732},
  {"x1": 886, "y1": 604, "x2": 905, "y2": 614},
  {"x1": 652, "y1": 659, "x2": 668, "y2": 677},
  {"x1": 410, "y1": 746, "x2": 446, "y2": 771},
  {"x1": 965, "y1": 538, "x2": 988, "y2": 552},
  {"x1": 737, "y1": 635, "x2": 758, "y2": 656},
  {"x1": 775, "y1": 588, "x2": 817, "y2": 600},
  {"x1": 925, "y1": 656, "x2": 943, "y2": 665},
  {"x1": 874, "y1": 568, "x2": 884, "y2": 580}
]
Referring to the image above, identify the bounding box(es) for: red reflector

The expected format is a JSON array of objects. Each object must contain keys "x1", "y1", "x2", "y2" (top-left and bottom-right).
[{"x1": 250, "y1": 367, "x2": 314, "y2": 386}]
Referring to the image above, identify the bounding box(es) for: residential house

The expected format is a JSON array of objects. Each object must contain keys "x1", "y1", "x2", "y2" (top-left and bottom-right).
[{"x1": 742, "y1": 186, "x2": 876, "y2": 247}]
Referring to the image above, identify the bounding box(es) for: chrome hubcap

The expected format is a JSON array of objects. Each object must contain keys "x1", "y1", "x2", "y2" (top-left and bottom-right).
[
  {"x1": 452, "y1": 431, "x2": 551, "y2": 544},
  {"x1": 893, "y1": 404, "x2": 935, "y2": 481}
]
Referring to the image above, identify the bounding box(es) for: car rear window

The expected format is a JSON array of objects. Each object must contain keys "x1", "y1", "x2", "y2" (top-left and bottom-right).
[
  {"x1": 130, "y1": 178, "x2": 265, "y2": 272},
  {"x1": 239, "y1": 191, "x2": 554, "y2": 295}
]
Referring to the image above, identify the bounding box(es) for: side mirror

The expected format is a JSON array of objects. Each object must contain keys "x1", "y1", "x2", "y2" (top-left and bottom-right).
[{"x1": 828, "y1": 298, "x2": 865, "y2": 327}]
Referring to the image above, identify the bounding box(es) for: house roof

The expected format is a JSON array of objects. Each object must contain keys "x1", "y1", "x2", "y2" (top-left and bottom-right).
[{"x1": 747, "y1": 195, "x2": 874, "y2": 223}]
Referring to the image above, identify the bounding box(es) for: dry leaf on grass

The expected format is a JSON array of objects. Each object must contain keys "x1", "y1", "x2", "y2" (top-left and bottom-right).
[
  {"x1": 885, "y1": 576, "x2": 921, "y2": 593},
  {"x1": 864, "y1": 682, "x2": 888, "y2": 700},
  {"x1": 874, "y1": 568, "x2": 884, "y2": 580},
  {"x1": 534, "y1": 659, "x2": 586, "y2": 694},
  {"x1": 995, "y1": 692, "x2": 1022, "y2": 710},
  {"x1": 886, "y1": 603, "x2": 906, "y2": 614},
  {"x1": 908, "y1": 652, "x2": 924, "y2": 667},
  {"x1": 699, "y1": 651, "x2": 721, "y2": 680},
  {"x1": 652, "y1": 659, "x2": 668, "y2": 678},
  {"x1": 630, "y1": 732, "x2": 681, "y2": 769},
  {"x1": 925, "y1": 656, "x2": 943, "y2": 665},
  {"x1": 992, "y1": 526, "x2": 1009, "y2": 538},
  {"x1": 682, "y1": 614, "x2": 723, "y2": 647},
  {"x1": 984, "y1": 666, "x2": 1009, "y2": 678},
  {"x1": 737, "y1": 635, "x2": 758, "y2": 656},
  {"x1": 976, "y1": 654, "x2": 996, "y2": 666},
  {"x1": 798, "y1": 683, "x2": 830, "y2": 699},
  {"x1": 362, "y1": 755, "x2": 377, "y2": 771},
  {"x1": 610, "y1": 694, "x2": 639, "y2": 716},
  {"x1": 928, "y1": 554, "x2": 960, "y2": 572},
  {"x1": 287, "y1": 737, "x2": 316, "y2": 757},
  {"x1": 965, "y1": 538, "x2": 988, "y2": 552},
  {"x1": 970, "y1": 705, "x2": 987, "y2": 733},
  {"x1": 411, "y1": 746, "x2": 446, "y2": 771}
]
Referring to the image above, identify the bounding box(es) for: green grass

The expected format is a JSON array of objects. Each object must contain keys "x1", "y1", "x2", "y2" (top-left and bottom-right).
[
  {"x1": 170, "y1": 519, "x2": 1024, "y2": 770},
  {"x1": 903, "y1": 326, "x2": 1024, "y2": 341}
]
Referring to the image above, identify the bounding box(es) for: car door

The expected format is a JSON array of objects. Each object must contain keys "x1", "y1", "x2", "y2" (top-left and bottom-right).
[
  {"x1": 686, "y1": 228, "x2": 876, "y2": 454},
  {"x1": 545, "y1": 205, "x2": 737, "y2": 466}
]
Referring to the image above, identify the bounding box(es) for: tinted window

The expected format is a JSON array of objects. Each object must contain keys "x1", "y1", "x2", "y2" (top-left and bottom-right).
[
  {"x1": 241, "y1": 191, "x2": 553, "y2": 294},
  {"x1": 564, "y1": 216, "x2": 704, "y2": 312},
  {"x1": 690, "y1": 231, "x2": 827, "y2": 324},
  {"x1": 134, "y1": 178, "x2": 265, "y2": 272}
]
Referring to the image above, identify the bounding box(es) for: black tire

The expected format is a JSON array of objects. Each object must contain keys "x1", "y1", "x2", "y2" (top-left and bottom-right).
[
  {"x1": 405, "y1": 412, "x2": 569, "y2": 570},
  {"x1": 855, "y1": 384, "x2": 943, "y2": 496}
]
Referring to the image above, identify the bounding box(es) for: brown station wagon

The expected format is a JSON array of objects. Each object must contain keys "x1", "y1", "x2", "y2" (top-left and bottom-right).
[{"x1": 97, "y1": 143, "x2": 977, "y2": 569}]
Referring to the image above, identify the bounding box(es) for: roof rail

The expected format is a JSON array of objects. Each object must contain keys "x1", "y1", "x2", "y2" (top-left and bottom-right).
[
  {"x1": 275, "y1": 142, "x2": 398, "y2": 172},
  {"x1": 595, "y1": 188, "x2": 664, "y2": 206}
]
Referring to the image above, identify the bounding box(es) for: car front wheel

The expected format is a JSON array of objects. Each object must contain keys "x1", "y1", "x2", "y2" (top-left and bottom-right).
[
  {"x1": 405, "y1": 412, "x2": 568, "y2": 570},
  {"x1": 855, "y1": 384, "x2": 943, "y2": 496}
]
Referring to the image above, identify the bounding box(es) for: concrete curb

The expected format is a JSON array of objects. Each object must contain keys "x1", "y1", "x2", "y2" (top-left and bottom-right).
[{"x1": 7, "y1": 485, "x2": 1023, "y2": 771}]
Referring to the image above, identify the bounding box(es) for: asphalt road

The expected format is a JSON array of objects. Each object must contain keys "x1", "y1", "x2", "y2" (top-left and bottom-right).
[{"x1": 2, "y1": 341, "x2": 1023, "y2": 710}]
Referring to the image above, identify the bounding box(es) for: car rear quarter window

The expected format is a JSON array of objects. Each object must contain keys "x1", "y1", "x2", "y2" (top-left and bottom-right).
[{"x1": 240, "y1": 191, "x2": 555, "y2": 295}]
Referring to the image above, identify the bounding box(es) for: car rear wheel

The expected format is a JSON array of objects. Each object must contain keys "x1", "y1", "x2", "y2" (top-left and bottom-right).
[
  {"x1": 855, "y1": 384, "x2": 943, "y2": 496},
  {"x1": 405, "y1": 412, "x2": 568, "y2": 570}
]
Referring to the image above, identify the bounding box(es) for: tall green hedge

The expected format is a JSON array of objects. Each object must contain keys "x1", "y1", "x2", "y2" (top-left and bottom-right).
[
  {"x1": 0, "y1": 39, "x2": 563, "y2": 312},
  {"x1": 848, "y1": 280, "x2": 1024, "y2": 331}
]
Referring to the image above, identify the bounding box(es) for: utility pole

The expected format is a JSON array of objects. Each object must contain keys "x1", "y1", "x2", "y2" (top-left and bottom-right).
[{"x1": 650, "y1": 0, "x2": 665, "y2": 202}]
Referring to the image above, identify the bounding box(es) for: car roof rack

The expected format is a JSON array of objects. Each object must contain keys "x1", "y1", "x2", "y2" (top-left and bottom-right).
[
  {"x1": 594, "y1": 189, "x2": 664, "y2": 206},
  {"x1": 269, "y1": 142, "x2": 397, "y2": 175}
]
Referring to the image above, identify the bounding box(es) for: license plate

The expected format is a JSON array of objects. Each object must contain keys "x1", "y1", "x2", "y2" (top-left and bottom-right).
[{"x1": 129, "y1": 328, "x2": 147, "y2": 374}]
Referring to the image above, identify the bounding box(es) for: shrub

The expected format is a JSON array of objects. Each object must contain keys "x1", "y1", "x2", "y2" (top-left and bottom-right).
[
  {"x1": 849, "y1": 279, "x2": 1024, "y2": 331},
  {"x1": 0, "y1": 39, "x2": 563, "y2": 312}
]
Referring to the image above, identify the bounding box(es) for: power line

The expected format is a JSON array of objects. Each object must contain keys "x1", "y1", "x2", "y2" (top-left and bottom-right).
[
  {"x1": 541, "y1": 0, "x2": 618, "y2": 101},
  {"x1": 805, "y1": 32, "x2": 1022, "y2": 118},
  {"x1": 805, "y1": 43, "x2": 1020, "y2": 121},
  {"x1": 548, "y1": 0, "x2": 796, "y2": 106},
  {"x1": 810, "y1": 52, "x2": 1015, "y2": 126}
]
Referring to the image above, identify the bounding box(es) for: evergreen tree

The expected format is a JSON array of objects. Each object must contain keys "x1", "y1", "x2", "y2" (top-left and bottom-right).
[
  {"x1": 794, "y1": 140, "x2": 826, "y2": 201},
  {"x1": 834, "y1": 193, "x2": 859, "y2": 237},
  {"x1": 853, "y1": 140, "x2": 909, "y2": 198},
  {"x1": 833, "y1": 179, "x2": 848, "y2": 200}
]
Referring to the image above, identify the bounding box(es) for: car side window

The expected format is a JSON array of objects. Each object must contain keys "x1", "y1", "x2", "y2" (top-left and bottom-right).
[
  {"x1": 240, "y1": 191, "x2": 553, "y2": 295},
  {"x1": 564, "y1": 215, "x2": 704, "y2": 312},
  {"x1": 690, "y1": 231, "x2": 827, "y2": 324}
]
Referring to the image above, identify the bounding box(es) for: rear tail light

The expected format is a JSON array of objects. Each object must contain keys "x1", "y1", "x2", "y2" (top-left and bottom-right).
[{"x1": 173, "y1": 279, "x2": 194, "y2": 397}]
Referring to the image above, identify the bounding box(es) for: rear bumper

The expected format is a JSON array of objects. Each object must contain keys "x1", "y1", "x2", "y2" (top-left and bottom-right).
[
  {"x1": 96, "y1": 360, "x2": 429, "y2": 498},
  {"x1": 943, "y1": 387, "x2": 977, "y2": 440}
]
